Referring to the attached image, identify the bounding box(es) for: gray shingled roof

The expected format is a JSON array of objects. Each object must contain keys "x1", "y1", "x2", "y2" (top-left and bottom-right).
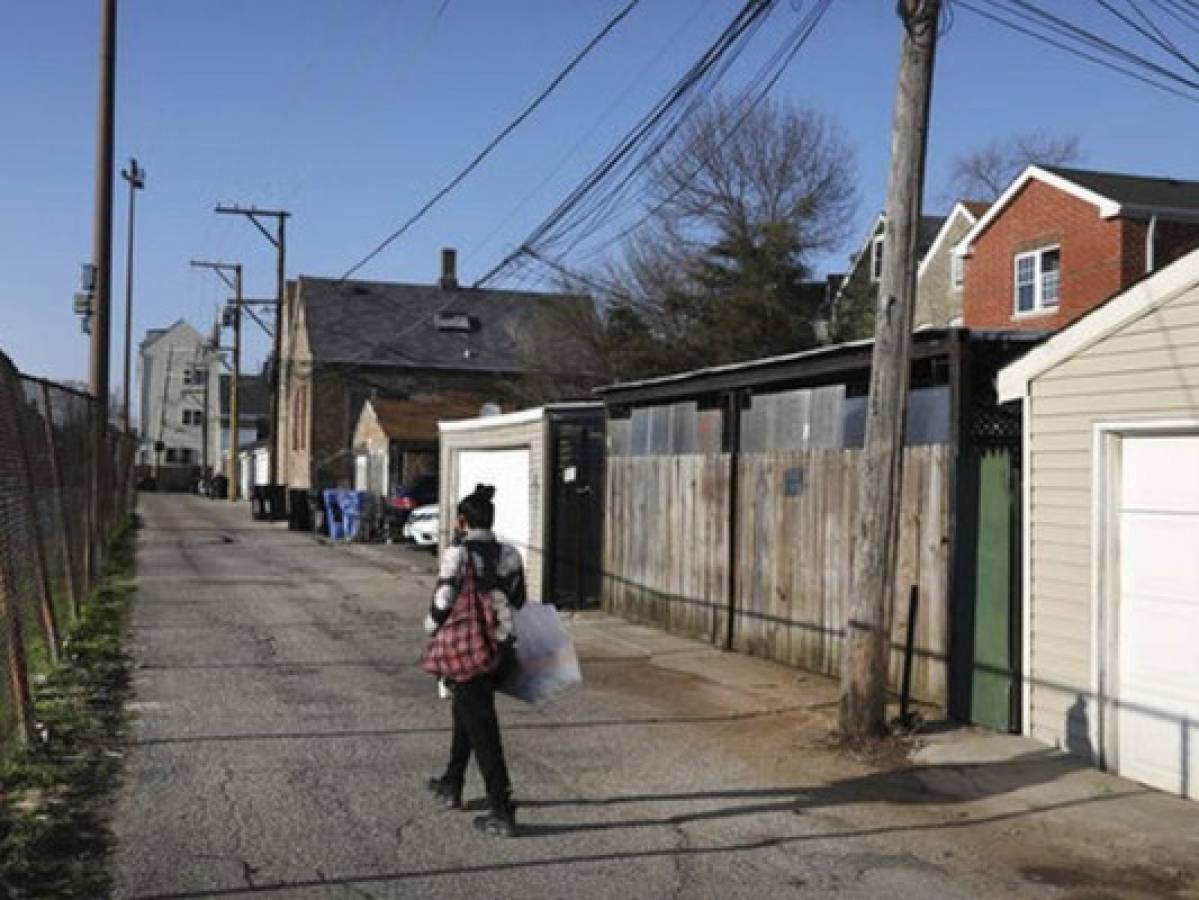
[
  {"x1": 218, "y1": 374, "x2": 270, "y2": 417},
  {"x1": 1045, "y1": 166, "x2": 1199, "y2": 213},
  {"x1": 918, "y1": 214, "x2": 946, "y2": 256},
  {"x1": 297, "y1": 276, "x2": 581, "y2": 372}
]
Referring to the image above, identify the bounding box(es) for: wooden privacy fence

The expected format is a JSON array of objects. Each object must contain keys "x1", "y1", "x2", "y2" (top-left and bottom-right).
[{"x1": 603, "y1": 446, "x2": 951, "y2": 704}]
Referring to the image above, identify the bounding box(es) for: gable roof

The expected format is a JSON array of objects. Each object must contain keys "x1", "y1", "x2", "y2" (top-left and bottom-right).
[
  {"x1": 140, "y1": 318, "x2": 199, "y2": 353},
  {"x1": 366, "y1": 395, "x2": 487, "y2": 442},
  {"x1": 997, "y1": 246, "x2": 1199, "y2": 402},
  {"x1": 295, "y1": 276, "x2": 582, "y2": 374},
  {"x1": 831, "y1": 211, "x2": 947, "y2": 309},
  {"x1": 218, "y1": 374, "x2": 270, "y2": 418},
  {"x1": 916, "y1": 200, "x2": 987, "y2": 281},
  {"x1": 1043, "y1": 166, "x2": 1199, "y2": 214},
  {"x1": 957, "y1": 165, "x2": 1199, "y2": 257}
]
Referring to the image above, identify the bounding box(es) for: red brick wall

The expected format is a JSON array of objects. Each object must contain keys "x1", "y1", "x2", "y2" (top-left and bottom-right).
[{"x1": 962, "y1": 180, "x2": 1126, "y2": 331}]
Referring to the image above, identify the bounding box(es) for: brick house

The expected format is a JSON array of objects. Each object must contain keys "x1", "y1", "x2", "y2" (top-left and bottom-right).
[
  {"x1": 277, "y1": 250, "x2": 594, "y2": 490},
  {"x1": 956, "y1": 165, "x2": 1199, "y2": 331}
]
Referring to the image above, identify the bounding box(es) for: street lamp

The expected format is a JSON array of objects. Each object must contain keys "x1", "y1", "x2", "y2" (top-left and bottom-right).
[{"x1": 120, "y1": 157, "x2": 145, "y2": 432}]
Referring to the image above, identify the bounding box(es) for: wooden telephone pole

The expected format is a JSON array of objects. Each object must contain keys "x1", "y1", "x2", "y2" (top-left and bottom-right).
[
  {"x1": 214, "y1": 205, "x2": 288, "y2": 488},
  {"x1": 841, "y1": 0, "x2": 941, "y2": 742},
  {"x1": 191, "y1": 260, "x2": 243, "y2": 500}
]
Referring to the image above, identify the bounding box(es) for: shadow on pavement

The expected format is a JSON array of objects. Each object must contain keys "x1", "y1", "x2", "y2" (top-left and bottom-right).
[{"x1": 132, "y1": 752, "x2": 1160, "y2": 900}]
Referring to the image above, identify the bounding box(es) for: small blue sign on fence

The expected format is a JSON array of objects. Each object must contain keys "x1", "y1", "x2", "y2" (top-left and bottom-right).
[{"x1": 783, "y1": 467, "x2": 804, "y2": 497}]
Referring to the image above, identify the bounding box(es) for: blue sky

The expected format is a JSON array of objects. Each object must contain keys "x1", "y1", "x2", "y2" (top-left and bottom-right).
[{"x1": 2, "y1": 0, "x2": 1197, "y2": 385}]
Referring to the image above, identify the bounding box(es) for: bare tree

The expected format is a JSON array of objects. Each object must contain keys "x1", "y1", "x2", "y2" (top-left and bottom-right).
[
  {"x1": 563, "y1": 95, "x2": 860, "y2": 378},
  {"x1": 949, "y1": 132, "x2": 1082, "y2": 201}
]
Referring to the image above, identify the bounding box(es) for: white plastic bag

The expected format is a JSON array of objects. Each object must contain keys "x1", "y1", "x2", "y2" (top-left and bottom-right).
[{"x1": 501, "y1": 603, "x2": 581, "y2": 703}]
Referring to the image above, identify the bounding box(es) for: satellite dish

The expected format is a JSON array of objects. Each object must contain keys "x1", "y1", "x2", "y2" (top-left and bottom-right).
[{"x1": 479, "y1": 402, "x2": 501, "y2": 417}]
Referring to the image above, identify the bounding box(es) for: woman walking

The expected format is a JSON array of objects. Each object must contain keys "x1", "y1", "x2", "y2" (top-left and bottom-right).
[{"x1": 424, "y1": 484, "x2": 526, "y2": 836}]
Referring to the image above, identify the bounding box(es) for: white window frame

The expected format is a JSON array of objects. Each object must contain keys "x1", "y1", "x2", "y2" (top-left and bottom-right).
[
  {"x1": 870, "y1": 235, "x2": 884, "y2": 283},
  {"x1": 182, "y1": 409, "x2": 202, "y2": 427},
  {"x1": 951, "y1": 254, "x2": 964, "y2": 291},
  {"x1": 1013, "y1": 245, "x2": 1061, "y2": 316}
]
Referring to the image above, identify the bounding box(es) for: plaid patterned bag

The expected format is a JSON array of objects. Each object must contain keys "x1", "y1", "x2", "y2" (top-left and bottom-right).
[{"x1": 421, "y1": 559, "x2": 499, "y2": 681}]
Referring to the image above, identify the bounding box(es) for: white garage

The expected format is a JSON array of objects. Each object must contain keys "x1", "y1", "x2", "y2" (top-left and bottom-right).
[
  {"x1": 999, "y1": 248, "x2": 1199, "y2": 800},
  {"x1": 1115, "y1": 435, "x2": 1199, "y2": 797},
  {"x1": 438, "y1": 403, "x2": 606, "y2": 606}
]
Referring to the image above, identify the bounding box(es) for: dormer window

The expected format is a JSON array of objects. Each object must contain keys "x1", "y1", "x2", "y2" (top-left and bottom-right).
[
  {"x1": 1014, "y1": 246, "x2": 1061, "y2": 315},
  {"x1": 870, "y1": 235, "x2": 884, "y2": 282}
]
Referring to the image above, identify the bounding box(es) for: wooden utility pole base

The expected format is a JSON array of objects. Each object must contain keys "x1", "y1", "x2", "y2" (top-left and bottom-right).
[{"x1": 840, "y1": 0, "x2": 941, "y2": 742}]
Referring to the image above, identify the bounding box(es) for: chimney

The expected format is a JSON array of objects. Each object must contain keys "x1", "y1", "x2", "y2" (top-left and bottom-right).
[{"x1": 439, "y1": 247, "x2": 458, "y2": 290}]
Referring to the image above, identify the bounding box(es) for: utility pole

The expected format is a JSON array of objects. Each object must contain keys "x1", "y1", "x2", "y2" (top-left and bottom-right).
[
  {"x1": 89, "y1": 0, "x2": 116, "y2": 410},
  {"x1": 120, "y1": 157, "x2": 145, "y2": 432},
  {"x1": 88, "y1": 0, "x2": 117, "y2": 557},
  {"x1": 841, "y1": 0, "x2": 941, "y2": 742},
  {"x1": 214, "y1": 205, "x2": 289, "y2": 488},
  {"x1": 191, "y1": 260, "x2": 243, "y2": 501},
  {"x1": 156, "y1": 346, "x2": 175, "y2": 479}
]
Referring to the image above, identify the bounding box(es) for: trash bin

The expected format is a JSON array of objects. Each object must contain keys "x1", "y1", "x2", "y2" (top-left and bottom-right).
[
  {"x1": 307, "y1": 490, "x2": 327, "y2": 536},
  {"x1": 210, "y1": 475, "x2": 228, "y2": 500},
  {"x1": 339, "y1": 489, "x2": 363, "y2": 541},
  {"x1": 324, "y1": 489, "x2": 346, "y2": 540},
  {"x1": 251, "y1": 486, "x2": 268, "y2": 520},
  {"x1": 263, "y1": 485, "x2": 288, "y2": 521},
  {"x1": 288, "y1": 489, "x2": 312, "y2": 531}
]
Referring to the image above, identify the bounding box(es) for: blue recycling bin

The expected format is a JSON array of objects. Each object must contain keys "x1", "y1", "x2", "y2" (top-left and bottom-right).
[
  {"x1": 339, "y1": 489, "x2": 363, "y2": 541},
  {"x1": 323, "y1": 489, "x2": 346, "y2": 540}
]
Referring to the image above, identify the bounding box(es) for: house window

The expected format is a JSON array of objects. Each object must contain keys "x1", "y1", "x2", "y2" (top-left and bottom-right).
[
  {"x1": 182, "y1": 409, "x2": 203, "y2": 426},
  {"x1": 870, "y1": 235, "x2": 884, "y2": 282},
  {"x1": 951, "y1": 254, "x2": 964, "y2": 291},
  {"x1": 178, "y1": 448, "x2": 195, "y2": 465},
  {"x1": 164, "y1": 447, "x2": 179, "y2": 463},
  {"x1": 1014, "y1": 246, "x2": 1061, "y2": 314}
]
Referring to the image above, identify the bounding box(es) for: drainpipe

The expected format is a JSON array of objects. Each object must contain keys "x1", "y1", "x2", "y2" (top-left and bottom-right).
[{"x1": 1145, "y1": 214, "x2": 1158, "y2": 274}]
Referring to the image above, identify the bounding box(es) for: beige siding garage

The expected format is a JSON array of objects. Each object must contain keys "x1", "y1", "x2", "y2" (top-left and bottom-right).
[
  {"x1": 439, "y1": 409, "x2": 548, "y2": 602},
  {"x1": 1000, "y1": 249, "x2": 1199, "y2": 787}
]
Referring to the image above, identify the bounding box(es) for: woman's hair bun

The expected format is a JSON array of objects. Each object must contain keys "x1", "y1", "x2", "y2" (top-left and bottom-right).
[{"x1": 474, "y1": 484, "x2": 496, "y2": 501}]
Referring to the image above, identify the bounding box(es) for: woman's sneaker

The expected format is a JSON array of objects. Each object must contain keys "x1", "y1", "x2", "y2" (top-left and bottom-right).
[
  {"x1": 472, "y1": 804, "x2": 516, "y2": 837},
  {"x1": 426, "y1": 776, "x2": 463, "y2": 810}
]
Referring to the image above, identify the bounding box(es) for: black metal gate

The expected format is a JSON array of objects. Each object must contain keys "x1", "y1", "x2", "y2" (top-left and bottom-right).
[{"x1": 547, "y1": 420, "x2": 604, "y2": 608}]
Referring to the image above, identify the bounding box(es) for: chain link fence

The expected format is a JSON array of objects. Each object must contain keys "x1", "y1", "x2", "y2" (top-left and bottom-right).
[{"x1": 0, "y1": 349, "x2": 135, "y2": 747}]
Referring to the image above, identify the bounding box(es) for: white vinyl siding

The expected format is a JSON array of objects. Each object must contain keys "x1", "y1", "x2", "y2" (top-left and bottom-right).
[
  {"x1": 1014, "y1": 246, "x2": 1060, "y2": 315},
  {"x1": 439, "y1": 415, "x2": 547, "y2": 603},
  {"x1": 1025, "y1": 279, "x2": 1199, "y2": 756}
]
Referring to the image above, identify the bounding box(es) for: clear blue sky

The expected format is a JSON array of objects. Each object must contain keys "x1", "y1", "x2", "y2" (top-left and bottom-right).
[{"x1": 1, "y1": 1, "x2": 1196, "y2": 385}]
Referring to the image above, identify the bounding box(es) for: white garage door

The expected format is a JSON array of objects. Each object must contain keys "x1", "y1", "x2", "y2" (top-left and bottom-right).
[
  {"x1": 456, "y1": 448, "x2": 530, "y2": 551},
  {"x1": 1118, "y1": 434, "x2": 1199, "y2": 800}
]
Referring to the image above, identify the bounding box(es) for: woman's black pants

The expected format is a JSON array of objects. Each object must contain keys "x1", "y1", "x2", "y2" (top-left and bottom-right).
[{"x1": 444, "y1": 674, "x2": 512, "y2": 812}]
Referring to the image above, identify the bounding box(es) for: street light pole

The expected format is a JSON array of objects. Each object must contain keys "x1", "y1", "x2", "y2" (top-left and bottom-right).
[{"x1": 120, "y1": 157, "x2": 145, "y2": 432}]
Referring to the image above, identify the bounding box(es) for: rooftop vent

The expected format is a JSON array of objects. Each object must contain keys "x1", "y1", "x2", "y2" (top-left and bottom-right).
[{"x1": 435, "y1": 311, "x2": 476, "y2": 333}]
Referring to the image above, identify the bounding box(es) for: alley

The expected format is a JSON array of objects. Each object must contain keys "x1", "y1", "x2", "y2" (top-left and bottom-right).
[{"x1": 111, "y1": 495, "x2": 1199, "y2": 900}]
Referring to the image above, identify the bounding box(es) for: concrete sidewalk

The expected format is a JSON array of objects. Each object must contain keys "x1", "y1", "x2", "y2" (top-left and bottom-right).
[{"x1": 111, "y1": 495, "x2": 1199, "y2": 899}]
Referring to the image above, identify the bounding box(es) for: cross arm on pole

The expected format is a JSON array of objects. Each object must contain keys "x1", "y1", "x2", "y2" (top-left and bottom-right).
[
  {"x1": 241, "y1": 304, "x2": 274, "y2": 338},
  {"x1": 190, "y1": 259, "x2": 240, "y2": 292}
]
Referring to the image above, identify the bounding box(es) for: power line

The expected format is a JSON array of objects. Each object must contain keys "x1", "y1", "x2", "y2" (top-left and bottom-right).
[
  {"x1": 339, "y1": 0, "x2": 644, "y2": 280},
  {"x1": 955, "y1": 0, "x2": 1199, "y2": 102},
  {"x1": 473, "y1": 0, "x2": 781, "y2": 288}
]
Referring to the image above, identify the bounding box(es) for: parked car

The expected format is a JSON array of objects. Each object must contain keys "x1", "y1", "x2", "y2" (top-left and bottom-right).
[
  {"x1": 402, "y1": 503, "x2": 439, "y2": 549},
  {"x1": 383, "y1": 475, "x2": 438, "y2": 541}
]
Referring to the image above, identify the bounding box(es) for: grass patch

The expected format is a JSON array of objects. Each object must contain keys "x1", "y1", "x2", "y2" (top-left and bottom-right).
[{"x1": 0, "y1": 521, "x2": 136, "y2": 898}]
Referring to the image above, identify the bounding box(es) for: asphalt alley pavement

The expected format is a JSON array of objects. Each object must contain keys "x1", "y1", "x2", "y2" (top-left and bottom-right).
[{"x1": 110, "y1": 494, "x2": 1199, "y2": 899}]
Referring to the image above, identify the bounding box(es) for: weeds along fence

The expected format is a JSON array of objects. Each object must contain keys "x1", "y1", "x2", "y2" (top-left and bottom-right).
[{"x1": 0, "y1": 349, "x2": 136, "y2": 747}]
